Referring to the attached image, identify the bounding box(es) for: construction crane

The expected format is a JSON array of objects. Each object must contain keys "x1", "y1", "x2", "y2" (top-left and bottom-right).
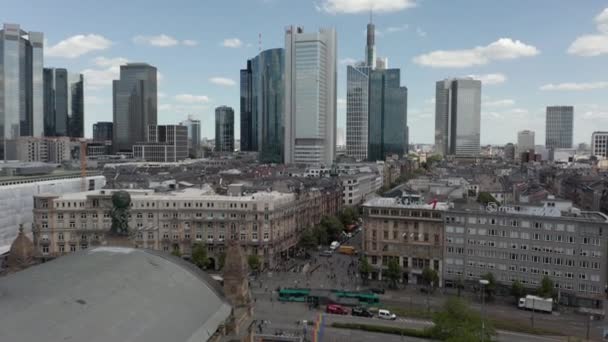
[{"x1": 80, "y1": 139, "x2": 87, "y2": 192}]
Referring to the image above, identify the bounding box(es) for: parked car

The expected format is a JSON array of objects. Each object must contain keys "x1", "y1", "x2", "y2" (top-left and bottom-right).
[
  {"x1": 319, "y1": 250, "x2": 333, "y2": 257},
  {"x1": 351, "y1": 306, "x2": 373, "y2": 317},
  {"x1": 326, "y1": 304, "x2": 348, "y2": 315},
  {"x1": 369, "y1": 288, "x2": 385, "y2": 294},
  {"x1": 377, "y1": 309, "x2": 397, "y2": 320}
]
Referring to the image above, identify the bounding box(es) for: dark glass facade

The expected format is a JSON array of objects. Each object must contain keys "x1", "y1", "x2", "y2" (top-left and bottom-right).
[
  {"x1": 368, "y1": 69, "x2": 408, "y2": 161},
  {"x1": 112, "y1": 63, "x2": 157, "y2": 152},
  {"x1": 215, "y1": 106, "x2": 234, "y2": 153},
  {"x1": 240, "y1": 61, "x2": 254, "y2": 151},
  {"x1": 93, "y1": 121, "x2": 113, "y2": 141},
  {"x1": 43, "y1": 68, "x2": 83, "y2": 138}
]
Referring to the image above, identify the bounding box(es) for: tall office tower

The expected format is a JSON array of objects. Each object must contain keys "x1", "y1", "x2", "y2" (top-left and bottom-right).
[
  {"x1": 93, "y1": 122, "x2": 113, "y2": 141},
  {"x1": 434, "y1": 78, "x2": 482, "y2": 157},
  {"x1": 43, "y1": 68, "x2": 84, "y2": 138},
  {"x1": 112, "y1": 63, "x2": 157, "y2": 152},
  {"x1": 367, "y1": 69, "x2": 408, "y2": 161},
  {"x1": 346, "y1": 64, "x2": 370, "y2": 161},
  {"x1": 591, "y1": 131, "x2": 608, "y2": 159},
  {"x1": 0, "y1": 23, "x2": 44, "y2": 160},
  {"x1": 365, "y1": 18, "x2": 376, "y2": 68},
  {"x1": 284, "y1": 26, "x2": 337, "y2": 165},
  {"x1": 245, "y1": 48, "x2": 285, "y2": 163},
  {"x1": 180, "y1": 115, "x2": 201, "y2": 158},
  {"x1": 240, "y1": 60, "x2": 254, "y2": 151},
  {"x1": 517, "y1": 130, "x2": 535, "y2": 157},
  {"x1": 215, "y1": 106, "x2": 234, "y2": 153},
  {"x1": 546, "y1": 106, "x2": 573, "y2": 150}
]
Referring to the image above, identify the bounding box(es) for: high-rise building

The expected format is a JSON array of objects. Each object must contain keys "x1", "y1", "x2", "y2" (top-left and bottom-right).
[
  {"x1": 546, "y1": 106, "x2": 573, "y2": 150},
  {"x1": 0, "y1": 23, "x2": 44, "y2": 160},
  {"x1": 112, "y1": 63, "x2": 157, "y2": 153},
  {"x1": 240, "y1": 60, "x2": 254, "y2": 152},
  {"x1": 180, "y1": 116, "x2": 201, "y2": 158},
  {"x1": 241, "y1": 48, "x2": 285, "y2": 163},
  {"x1": 591, "y1": 131, "x2": 608, "y2": 159},
  {"x1": 215, "y1": 106, "x2": 234, "y2": 153},
  {"x1": 346, "y1": 64, "x2": 370, "y2": 161},
  {"x1": 133, "y1": 124, "x2": 188, "y2": 162},
  {"x1": 368, "y1": 69, "x2": 408, "y2": 161},
  {"x1": 284, "y1": 26, "x2": 337, "y2": 165},
  {"x1": 434, "y1": 78, "x2": 482, "y2": 157},
  {"x1": 517, "y1": 130, "x2": 535, "y2": 157},
  {"x1": 365, "y1": 18, "x2": 376, "y2": 68},
  {"x1": 43, "y1": 68, "x2": 84, "y2": 138},
  {"x1": 93, "y1": 122, "x2": 113, "y2": 141}
]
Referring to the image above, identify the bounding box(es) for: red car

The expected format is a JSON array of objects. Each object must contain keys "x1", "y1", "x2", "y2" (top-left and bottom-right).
[{"x1": 326, "y1": 304, "x2": 348, "y2": 315}]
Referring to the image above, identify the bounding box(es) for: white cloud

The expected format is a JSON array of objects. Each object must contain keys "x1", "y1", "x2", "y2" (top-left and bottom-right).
[
  {"x1": 483, "y1": 99, "x2": 515, "y2": 107},
  {"x1": 568, "y1": 7, "x2": 608, "y2": 56},
  {"x1": 386, "y1": 24, "x2": 408, "y2": 33},
  {"x1": 413, "y1": 38, "x2": 539, "y2": 68},
  {"x1": 46, "y1": 34, "x2": 112, "y2": 58},
  {"x1": 174, "y1": 94, "x2": 211, "y2": 104},
  {"x1": 416, "y1": 27, "x2": 427, "y2": 37},
  {"x1": 317, "y1": 0, "x2": 416, "y2": 14},
  {"x1": 82, "y1": 56, "x2": 128, "y2": 88},
  {"x1": 158, "y1": 92, "x2": 167, "y2": 99},
  {"x1": 339, "y1": 57, "x2": 358, "y2": 65},
  {"x1": 468, "y1": 73, "x2": 507, "y2": 85},
  {"x1": 133, "y1": 34, "x2": 179, "y2": 47},
  {"x1": 93, "y1": 56, "x2": 128, "y2": 67},
  {"x1": 182, "y1": 39, "x2": 198, "y2": 46},
  {"x1": 222, "y1": 38, "x2": 243, "y2": 48},
  {"x1": 539, "y1": 81, "x2": 608, "y2": 91},
  {"x1": 209, "y1": 77, "x2": 236, "y2": 86}
]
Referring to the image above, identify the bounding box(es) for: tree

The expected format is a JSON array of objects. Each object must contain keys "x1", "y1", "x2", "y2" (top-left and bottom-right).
[
  {"x1": 430, "y1": 298, "x2": 495, "y2": 342},
  {"x1": 320, "y1": 216, "x2": 343, "y2": 242},
  {"x1": 511, "y1": 280, "x2": 525, "y2": 303},
  {"x1": 385, "y1": 258, "x2": 402, "y2": 288},
  {"x1": 171, "y1": 249, "x2": 182, "y2": 258},
  {"x1": 477, "y1": 192, "x2": 498, "y2": 205},
  {"x1": 313, "y1": 225, "x2": 329, "y2": 246},
  {"x1": 298, "y1": 229, "x2": 317, "y2": 250},
  {"x1": 481, "y1": 272, "x2": 497, "y2": 300},
  {"x1": 422, "y1": 267, "x2": 439, "y2": 289},
  {"x1": 191, "y1": 243, "x2": 209, "y2": 269},
  {"x1": 359, "y1": 256, "x2": 372, "y2": 284},
  {"x1": 339, "y1": 207, "x2": 358, "y2": 226},
  {"x1": 248, "y1": 254, "x2": 261, "y2": 273},
  {"x1": 537, "y1": 275, "x2": 555, "y2": 298}
]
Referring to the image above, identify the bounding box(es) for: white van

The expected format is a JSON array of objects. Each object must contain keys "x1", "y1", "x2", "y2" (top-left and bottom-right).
[
  {"x1": 377, "y1": 309, "x2": 397, "y2": 320},
  {"x1": 330, "y1": 241, "x2": 340, "y2": 250}
]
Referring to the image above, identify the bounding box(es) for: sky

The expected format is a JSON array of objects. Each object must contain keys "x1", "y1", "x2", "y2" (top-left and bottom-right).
[{"x1": 3, "y1": 0, "x2": 608, "y2": 145}]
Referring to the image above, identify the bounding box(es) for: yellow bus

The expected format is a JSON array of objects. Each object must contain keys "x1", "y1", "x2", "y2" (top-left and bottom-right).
[{"x1": 338, "y1": 245, "x2": 356, "y2": 255}]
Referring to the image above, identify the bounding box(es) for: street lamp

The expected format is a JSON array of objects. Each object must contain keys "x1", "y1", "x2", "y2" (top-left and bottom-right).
[{"x1": 479, "y1": 279, "x2": 489, "y2": 342}]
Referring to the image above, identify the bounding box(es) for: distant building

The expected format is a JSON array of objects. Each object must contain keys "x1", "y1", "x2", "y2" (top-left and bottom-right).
[
  {"x1": 435, "y1": 78, "x2": 482, "y2": 157},
  {"x1": 180, "y1": 116, "x2": 201, "y2": 158},
  {"x1": 43, "y1": 68, "x2": 84, "y2": 138},
  {"x1": 517, "y1": 130, "x2": 535, "y2": 158},
  {"x1": 14, "y1": 136, "x2": 71, "y2": 163},
  {"x1": 546, "y1": 106, "x2": 573, "y2": 150},
  {"x1": 132, "y1": 125, "x2": 188, "y2": 162},
  {"x1": 0, "y1": 24, "x2": 44, "y2": 160},
  {"x1": 92, "y1": 121, "x2": 113, "y2": 142},
  {"x1": 112, "y1": 63, "x2": 157, "y2": 153},
  {"x1": 284, "y1": 26, "x2": 337, "y2": 165},
  {"x1": 241, "y1": 48, "x2": 285, "y2": 163},
  {"x1": 368, "y1": 68, "x2": 408, "y2": 161},
  {"x1": 215, "y1": 106, "x2": 234, "y2": 153},
  {"x1": 504, "y1": 143, "x2": 515, "y2": 161},
  {"x1": 591, "y1": 132, "x2": 608, "y2": 159},
  {"x1": 346, "y1": 64, "x2": 370, "y2": 161}
]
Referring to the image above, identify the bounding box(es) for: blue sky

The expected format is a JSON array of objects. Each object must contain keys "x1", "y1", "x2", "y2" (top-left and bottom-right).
[{"x1": 3, "y1": 0, "x2": 608, "y2": 145}]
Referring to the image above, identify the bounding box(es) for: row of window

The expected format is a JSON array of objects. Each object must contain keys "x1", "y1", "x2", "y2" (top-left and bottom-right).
[{"x1": 369, "y1": 209, "x2": 442, "y2": 219}]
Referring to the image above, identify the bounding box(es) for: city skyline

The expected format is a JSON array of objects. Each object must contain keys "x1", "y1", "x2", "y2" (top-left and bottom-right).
[{"x1": 3, "y1": 1, "x2": 608, "y2": 145}]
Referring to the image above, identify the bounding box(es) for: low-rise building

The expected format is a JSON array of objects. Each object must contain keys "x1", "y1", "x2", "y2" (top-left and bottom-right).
[
  {"x1": 362, "y1": 196, "x2": 448, "y2": 285},
  {"x1": 133, "y1": 125, "x2": 188, "y2": 162},
  {"x1": 443, "y1": 201, "x2": 608, "y2": 309},
  {"x1": 341, "y1": 172, "x2": 382, "y2": 206},
  {"x1": 32, "y1": 187, "x2": 298, "y2": 269},
  {"x1": 13, "y1": 137, "x2": 71, "y2": 163}
]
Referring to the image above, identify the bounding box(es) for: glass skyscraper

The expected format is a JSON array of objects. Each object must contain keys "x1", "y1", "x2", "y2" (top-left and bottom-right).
[
  {"x1": 367, "y1": 69, "x2": 408, "y2": 161},
  {"x1": 93, "y1": 122, "x2": 113, "y2": 141},
  {"x1": 180, "y1": 115, "x2": 201, "y2": 158},
  {"x1": 112, "y1": 63, "x2": 157, "y2": 152},
  {"x1": 284, "y1": 26, "x2": 337, "y2": 165},
  {"x1": 240, "y1": 61, "x2": 254, "y2": 152},
  {"x1": 43, "y1": 68, "x2": 84, "y2": 138},
  {"x1": 545, "y1": 106, "x2": 573, "y2": 150},
  {"x1": 0, "y1": 23, "x2": 44, "y2": 160},
  {"x1": 435, "y1": 78, "x2": 482, "y2": 157},
  {"x1": 215, "y1": 106, "x2": 234, "y2": 153},
  {"x1": 243, "y1": 48, "x2": 285, "y2": 163},
  {"x1": 346, "y1": 64, "x2": 370, "y2": 161}
]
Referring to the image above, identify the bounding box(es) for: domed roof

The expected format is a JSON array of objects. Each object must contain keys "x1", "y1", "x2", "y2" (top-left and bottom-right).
[{"x1": 6, "y1": 225, "x2": 39, "y2": 270}]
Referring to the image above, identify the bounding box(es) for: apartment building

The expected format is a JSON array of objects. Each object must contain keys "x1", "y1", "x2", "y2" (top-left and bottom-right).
[
  {"x1": 443, "y1": 200, "x2": 608, "y2": 309},
  {"x1": 32, "y1": 187, "x2": 297, "y2": 269},
  {"x1": 362, "y1": 196, "x2": 448, "y2": 285}
]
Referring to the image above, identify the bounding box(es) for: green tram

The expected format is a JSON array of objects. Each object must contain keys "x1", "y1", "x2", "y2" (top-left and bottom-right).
[{"x1": 278, "y1": 288, "x2": 379, "y2": 305}]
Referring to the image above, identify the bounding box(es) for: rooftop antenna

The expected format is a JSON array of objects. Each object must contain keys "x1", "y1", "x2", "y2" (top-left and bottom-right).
[{"x1": 258, "y1": 33, "x2": 262, "y2": 52}]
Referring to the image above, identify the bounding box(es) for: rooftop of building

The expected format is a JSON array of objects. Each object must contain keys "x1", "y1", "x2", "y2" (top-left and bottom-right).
[
  {"x1": 363, "y1": 196, "x2": 451, "y2": 211},
  {"x1": 451, "y1": 202, "x2": 608, "y2": 223},
  {"x1": 0, "y1": 246, "x2": 231, "y2": 342}
]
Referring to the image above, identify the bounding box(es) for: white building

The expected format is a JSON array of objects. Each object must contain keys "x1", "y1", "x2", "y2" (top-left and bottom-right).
[
  {"x1": 284, "y1": 26, "x2": 337, "y2": 166},
  {"x1": 591, "y1": 131, "x2": 608, "y2": 159},
  {"x1": 341, "y1": 172, "x2": 382, "y2": 206},
  {"x1": 180, "y1": 115, "x2": 201, "y2": 158},
  {"x1": 517, "y1": 130, "x2": 535, "y2": 158},
  {"x1": 14, "y1": 137, "x2": 71, "y2": 163}
]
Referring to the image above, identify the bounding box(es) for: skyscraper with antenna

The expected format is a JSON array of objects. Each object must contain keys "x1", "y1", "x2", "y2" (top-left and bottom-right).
[{"x1": 365, "y1": 10, "x2": 376, "y2": 68}]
